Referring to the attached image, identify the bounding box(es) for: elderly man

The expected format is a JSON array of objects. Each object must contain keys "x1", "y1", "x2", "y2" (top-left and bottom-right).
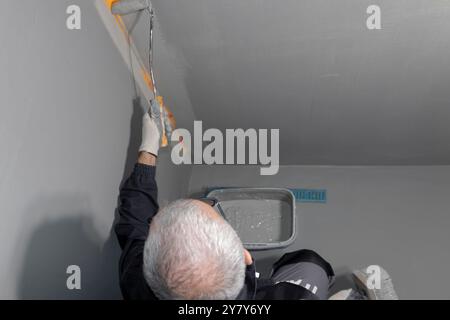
[{"x1": 115, "y1": 112, "x2": 335, "y2": 300}]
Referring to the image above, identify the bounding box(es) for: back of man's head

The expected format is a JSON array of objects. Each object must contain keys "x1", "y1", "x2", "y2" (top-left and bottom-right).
[{"x1": 143, "y1": 199, "x2": 246, "y2": 299}]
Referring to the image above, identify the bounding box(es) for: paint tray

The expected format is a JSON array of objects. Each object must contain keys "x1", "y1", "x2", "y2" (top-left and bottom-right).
[{"x1": 207, "y1": 188, "x2": 296, "y2": 250}]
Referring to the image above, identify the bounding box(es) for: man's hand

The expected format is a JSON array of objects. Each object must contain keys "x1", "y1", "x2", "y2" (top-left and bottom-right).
[{"x1": 138, "y1": 112, "x2": 160, "y2": 166}]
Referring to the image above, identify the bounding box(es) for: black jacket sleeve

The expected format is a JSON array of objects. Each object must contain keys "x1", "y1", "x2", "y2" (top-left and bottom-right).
[{"x1": 115, "y1": 163, "x2": 159, "y2": 300}]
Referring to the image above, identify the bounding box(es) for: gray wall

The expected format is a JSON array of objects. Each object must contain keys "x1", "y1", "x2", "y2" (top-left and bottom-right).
[
  {"x1": 2, "y1": 0, "x2": 449, "y2": 300},
  {"x1": 150, "y1": 0, "x2": 450, "y2": 165},
  {"x1": 189, "y1": 165, "x2": 450, "y2": 299},
  {"x1": 0, "y1": 0, "x2": 194, "y2": 299}
]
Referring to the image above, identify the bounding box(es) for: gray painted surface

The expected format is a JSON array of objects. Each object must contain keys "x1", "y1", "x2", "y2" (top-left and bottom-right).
[
  {"x1": 0, "y1": 0, "x2": 194, "y2": 299},
  {"x1": 150, "y1": 0, "x2": 450, "y2": 165},
  {"x1": 189, "y1": 165, "x2": 450, "y2": 299},
  {"x1": 2, "y1": 0, "x2": 449, "y2": 301}
]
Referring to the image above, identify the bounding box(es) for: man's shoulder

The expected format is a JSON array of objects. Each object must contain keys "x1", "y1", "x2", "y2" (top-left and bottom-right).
[{"x1": 119, "y1": 239, "x2": 158, "y2": 300}]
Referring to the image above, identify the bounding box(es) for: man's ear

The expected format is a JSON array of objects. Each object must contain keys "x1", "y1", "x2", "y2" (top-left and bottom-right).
[{"x1": 244, "y1": 249, "x2": 253, "y2": 265}]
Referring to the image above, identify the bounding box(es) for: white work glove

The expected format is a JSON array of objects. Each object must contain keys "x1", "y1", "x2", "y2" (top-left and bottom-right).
[{"x1": 139, "y1": 112, "x2": 160, "y2": 156}]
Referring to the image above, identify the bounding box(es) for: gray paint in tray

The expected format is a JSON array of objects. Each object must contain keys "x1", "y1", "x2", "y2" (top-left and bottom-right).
[{"x1": 207, "y1": 188, "x2": 296, "y2": 250}]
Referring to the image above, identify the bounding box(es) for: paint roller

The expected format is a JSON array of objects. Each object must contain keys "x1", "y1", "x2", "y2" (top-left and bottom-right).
[{"x1": 110, "y1": 0, "x2": 174, "y2": 147}]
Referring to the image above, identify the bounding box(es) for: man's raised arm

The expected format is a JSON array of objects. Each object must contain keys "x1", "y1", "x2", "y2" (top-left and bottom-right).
[{"x1": 115, "y1": 112, "x2": 161, "y2": 249}]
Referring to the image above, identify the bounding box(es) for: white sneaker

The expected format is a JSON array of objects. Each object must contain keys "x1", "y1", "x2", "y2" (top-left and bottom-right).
[{"x1": 352, "y1": 266, "x2": 399, "y2": 300}]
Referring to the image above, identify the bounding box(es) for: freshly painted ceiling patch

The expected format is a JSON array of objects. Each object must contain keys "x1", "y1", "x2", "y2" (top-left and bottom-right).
[
  {"x1": 95, "y1": 0, "x2": 175, "y2": 147},
  {"x1": 95, "y1": 0, "x2": 154, "y2": 103},
  {"x1": 290, "y1": 189, "x2": 327, "y2": 203}
]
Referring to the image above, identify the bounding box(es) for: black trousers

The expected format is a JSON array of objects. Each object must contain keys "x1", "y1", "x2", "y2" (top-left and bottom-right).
[{"x1": 255, "y1": 250, "x2": 335, "y2": 300}]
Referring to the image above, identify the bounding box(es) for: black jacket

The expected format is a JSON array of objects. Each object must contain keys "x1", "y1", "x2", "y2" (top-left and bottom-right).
[
  {"x1": 116, "y1": 163, "x2": 159, "y2": 300},
  {"x1": 116, "y1": 164, "x2": 334, "y2": 300}
]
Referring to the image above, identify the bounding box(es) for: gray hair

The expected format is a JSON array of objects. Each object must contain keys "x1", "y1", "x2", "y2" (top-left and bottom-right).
[{"x1": 143, "y1": 199, "x2": 246, "y2": 299}]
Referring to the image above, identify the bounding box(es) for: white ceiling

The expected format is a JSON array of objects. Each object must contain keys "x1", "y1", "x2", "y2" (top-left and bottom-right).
[{"x1": 148, "y1": 0, "x2": 450, "y2": 165}]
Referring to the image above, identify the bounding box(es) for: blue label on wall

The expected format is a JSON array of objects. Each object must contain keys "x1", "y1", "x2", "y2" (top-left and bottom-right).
[{"x1": 290, "y1": 189, "x2": 327, "y2": 203}]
